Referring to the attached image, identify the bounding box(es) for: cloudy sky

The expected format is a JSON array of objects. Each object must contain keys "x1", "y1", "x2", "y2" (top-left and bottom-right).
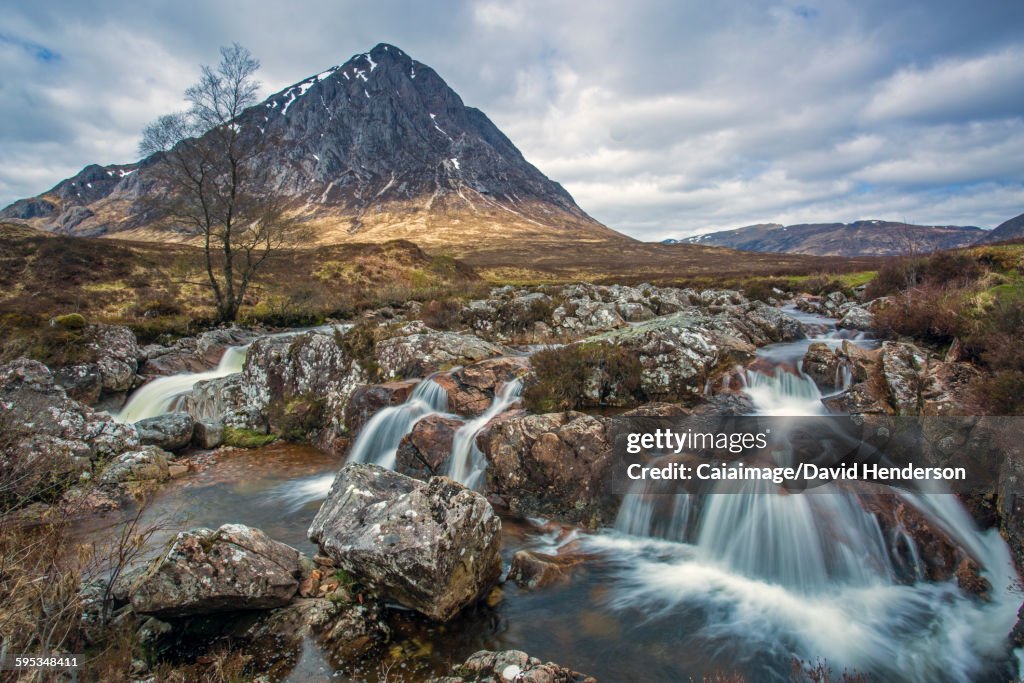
[{"x1": 2, "y1": 0, "x2": 1023, "y2": 240}]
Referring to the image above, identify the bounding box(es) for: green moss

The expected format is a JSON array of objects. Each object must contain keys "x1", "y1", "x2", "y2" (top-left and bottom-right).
[
  {"x1": 52, "y1": 312, "x2": 86, "y2": 330},
  {"x1": 222, "y1": 427, "x2": 277, "y2": 449}
]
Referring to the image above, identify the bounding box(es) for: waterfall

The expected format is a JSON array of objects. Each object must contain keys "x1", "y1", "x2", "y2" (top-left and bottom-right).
[
  {"x1": 115, "y1": 345, "x2": 249, "y2": 423},
  {"x1": 446, "y1": 379, "x2": 523, "y2": 488},
  {"x1": 739, "y1": 365, "x2": 825, "y2": 416},
  {"x1": 346, "y1": 378, "x2": 449, "y2": 469},
  {"x1": 596, "y1": 308, "x2": 1021, "y2": 681}
]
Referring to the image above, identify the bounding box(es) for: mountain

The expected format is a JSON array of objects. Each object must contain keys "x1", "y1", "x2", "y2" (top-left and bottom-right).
[
  {"x1": 673, "y1": 220, "x2": 984, "y2": 256},
  {"x1": 0, "y1": 43, "x2": 629, "y2": 259},
  {"x1": 975, "y1": 212, "x2": 1024, "y2": 244}
]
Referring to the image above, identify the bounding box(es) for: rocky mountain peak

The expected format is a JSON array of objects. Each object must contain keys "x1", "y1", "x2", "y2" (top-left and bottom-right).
[{"x1": 2, "y1": 43, "x2": 619, "y2": 252}]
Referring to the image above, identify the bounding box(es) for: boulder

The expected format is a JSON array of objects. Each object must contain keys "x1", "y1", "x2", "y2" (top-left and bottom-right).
[
  {"x1": 88, "y1": 324, "x2": 142, "y2": 394},
  {"x1": 396, "y1": 414, "x2": 463, "y2": 480},
  {"x1": 129, "y1": 524, "x2": 304, "y2": 617},
  {"x1": 54, "y1": 363, "x2": 104, "y2": 404},
  {"x1": 308, "y1": 464, "x2": 502, "y2": 621},
  {"x1": 344, "y1": 379, "x2": 420, "y2": 435},
  {"x1": 134, "y1": 412, "x2": 195, "y2": 452},
  {"x1": 191, "y1": 420, "x2": 224, "y2": 449},
  {"x1": 837, "y1": 305, "x2": 874, "y2": 331},
  {"x1": 375, "y1": 327, "x2": 508, "y2": 379},
  {"x1": 142, "y1": 328, "x2": 255, "y2": 377},
  {"x1": 434, "y1": 356, "x2": 532, "y2": 416},
  {"x1": 477, "y1": 411, "x2": 615, "y2": 525},
  {"x1": 0, "y1": 360, "x2": 139, "y2": 501},
  {"x1": 98, "y1": 445, "x2": 170, "y2": 486},
  {"x1": 432, "y1": 650, "x2": 597, "y2": 683}
]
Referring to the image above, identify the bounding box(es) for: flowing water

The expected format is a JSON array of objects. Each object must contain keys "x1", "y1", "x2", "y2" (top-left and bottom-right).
[
  {"x1": 346, "y1": 378, "x2": 450, "y2": 470},
  {"x1": 445, "y1": 379, "x2": 523, "y2": 488},
  {"x1": 107, "y1": 311, "x2": 1020, "y2": 681},
  {"x1": 115, "y1": 345, "x2": 249, "y2": 423},
  {"x1": 596, "y1": 306, "x2": 1021, "y2": 681}
]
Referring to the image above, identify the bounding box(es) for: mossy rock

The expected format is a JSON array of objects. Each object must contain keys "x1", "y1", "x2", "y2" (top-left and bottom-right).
[
  {"x1": 223, "y1": 427, "x2": 278, "y2": 449},
  {"x1": 52, "y1": 313, "x2": 86, "y2": 330}
]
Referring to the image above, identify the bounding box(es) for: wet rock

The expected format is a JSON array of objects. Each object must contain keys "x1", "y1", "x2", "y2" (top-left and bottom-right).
[
  {"x1": 880, "y1": 342, "x2": 926, "y2": 414},
  {"x1": 130, "y1": 524, "x2": 304, "y2": 617},
  {"x1": 134, "y1": 412, "x2": 195, "y2": 452},
  {"x1": 434, "y1": 356, "x2": 532, "y2": 416},
  {"x1": 344, "y1": 379, "x2": 420, "y2": 434},
  {"x1": 242, "y1": 597, "x2": 387, "y2": 664},
  {"x1": 191, "y1": 420, "x2": 224, "y2": 449},
  {"x1": 308, "y1": 464, "x2": 502, "y2": 621},
  {"x1": 432, "y1": 649, "x2": 597, "y2": 683},
  {"x1": 395, "y1": 414, "x2": 463, "y2": 480},
  {"x1": 620, "y1": 402, "x2": 690, "y2": 417},
  {"x1": 142, "y1": 327, "x2": 256, "y2": 376},
  {"x1": 860, "y1": 494, "x2": 961, "y2": 583},
  {"x1": 0, "y1": 359, "x2": 139, "y2": 500},
  {"x1": 801, "y1": 342, "x2": 842, "y2": 389},
  {"x1": 507, "y1": 550, "x2": 584, "y2": 589},
  {"x1": 998, "y1": 448, "x2": 1024, "y2": 572},
  {"x1": 477, "y1": 411, "x2": 615, "y2": 525}
]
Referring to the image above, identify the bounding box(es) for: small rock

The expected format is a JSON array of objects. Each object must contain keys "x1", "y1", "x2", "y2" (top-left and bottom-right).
[
  {"x1": 191, "y1": 420, "x2": 224, "y2": 449},
  {"x1": 135, "y1": 412, "x2": 195, "y2": 452}
]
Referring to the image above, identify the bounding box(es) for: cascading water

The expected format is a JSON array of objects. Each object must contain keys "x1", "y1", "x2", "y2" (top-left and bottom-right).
[
  {"x1": 115, "y1": 345, "x2": 249, "y2": 423},
  {"x1": 346, "y1": 378, "x2": 449, "y2": 470},
  {"x1": 592, "y1": 305, "x2": 1021, "y2": 681},
  {"x1": 446, "y1": 379, "x2": 523, "y2": 489}
]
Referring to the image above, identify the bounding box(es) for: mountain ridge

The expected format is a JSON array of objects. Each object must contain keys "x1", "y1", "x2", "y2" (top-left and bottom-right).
[
  {"x1": 0, "y1": 43, "x2": 631, "y2": 256},
  {"x1": 668, "y1": 219, "x2": 987, "y2": 256}
]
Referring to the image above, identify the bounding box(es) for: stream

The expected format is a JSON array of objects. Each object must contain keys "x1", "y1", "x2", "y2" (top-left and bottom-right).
[{"x1": 106, "y1": 307, "x2": 1020, "y2": 681}]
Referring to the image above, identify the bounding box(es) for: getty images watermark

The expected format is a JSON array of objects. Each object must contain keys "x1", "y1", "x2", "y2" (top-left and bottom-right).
[{"x1": 606, "y1": 415, "x2": 1022, "y2": 495}]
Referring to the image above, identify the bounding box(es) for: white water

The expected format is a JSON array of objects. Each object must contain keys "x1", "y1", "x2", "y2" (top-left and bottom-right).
[
  {"x1": 346, "y1": 378, "x2": 449, "y2": 469},
  {"x1": 596, "y1": 306, "x2": 1021, "y2": 681},
  {"x1": 446, "y1": 379, "x2": 523, "y2": 489},
  {"x1": 115, "y1": 345, "x2": 249, "y2": 423}
]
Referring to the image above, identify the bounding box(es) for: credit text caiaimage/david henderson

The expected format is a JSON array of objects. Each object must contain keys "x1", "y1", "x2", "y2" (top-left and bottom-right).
[{"x1": 626, "y1": 461, "x2": 967, "y2": 484}]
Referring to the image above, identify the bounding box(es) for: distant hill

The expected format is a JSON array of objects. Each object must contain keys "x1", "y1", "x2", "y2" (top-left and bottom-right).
[
  {"x1": 975, "y1": 212, "x2": 1024, "y2": 244},
  {"x1": 671, "y1": 220, "x2": 984, "y2": 256}
]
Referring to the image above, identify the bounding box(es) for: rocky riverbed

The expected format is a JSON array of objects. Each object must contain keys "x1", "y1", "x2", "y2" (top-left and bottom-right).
[{"x1": 2, "y1": 282, "x2": 1022, "y2": 681}]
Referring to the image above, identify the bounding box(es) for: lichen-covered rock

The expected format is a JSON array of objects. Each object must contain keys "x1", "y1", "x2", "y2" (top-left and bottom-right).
[
  {"x1": 134, "y1": 412, "x2": 194, "y2": 452},
  {"x1": 54, "y1": 363, "x2": 104, "y2": 404},
  {"x1": 308, "y1": 464, "x2": 502, "y2": 621},
  {"x1": 375, "y1": 327, "x2": 508, "y2": 379},
  {"x1": 129, "y1": 524, "x2": 303, "y2": 617},
  {"x1": 395, "y1": 414, "x2": 464, "y2": 479},
  {"x1": 88, "y1": 324, "x2": 142, "y2": 393},
  {"x1": 476, "y1": 411, "x2": 615, "y2": 525},
  {"x1": 232, "y1": 329, "x2": 367, "y2": 444},
  {"x1": 98, "y1": 445, "x2": 170, "y2": 486},
  {"x1": 432, "y1": 649, "x2": 597, "y2": 683},
  {"x1": 837, "y1": 305, "x2": 874, "y2": 331},
  {"x1": 0, "y1": 359, "x2": 139, "y2": 500}
]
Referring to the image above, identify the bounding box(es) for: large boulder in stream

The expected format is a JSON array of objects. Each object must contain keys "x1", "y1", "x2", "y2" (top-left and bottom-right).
[
  {"x1": 129, "y1": 524, "x2": 304, "y2": 618},
  {"x1": 432, "y1": 650, "x2": 597, "y2": 683},
  {"x1": 134, "y1": 412, "x2": 194, "y2": 452},
  {"x1": 374, "y1": 323, "x2": 509, "y2": 378},
  {"x1": 0, "y1": 359, "x2": 139, "y2": 501},
  {"x1": 308, "y1": 463, "x2": 502, "y2": 621},
  {"x1": 476, "y1": 411, "x2": 616, "y2": 526}
]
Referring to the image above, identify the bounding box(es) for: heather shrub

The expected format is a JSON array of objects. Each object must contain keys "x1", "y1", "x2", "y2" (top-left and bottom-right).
[
  {"x1": 524, "y1": 342, "x2": 645, "y2": 412},
  {"x1": 872, "y1": 284, "x2": 969, "y2": 346},
  {"x1": 420, "y1": 298, "x2": 463, "y2": 330}
]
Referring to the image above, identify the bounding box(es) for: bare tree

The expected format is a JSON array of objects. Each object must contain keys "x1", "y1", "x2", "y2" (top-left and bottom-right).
[{"x1": 140, "y1": 44, "x2": 302, "y2": 323}]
